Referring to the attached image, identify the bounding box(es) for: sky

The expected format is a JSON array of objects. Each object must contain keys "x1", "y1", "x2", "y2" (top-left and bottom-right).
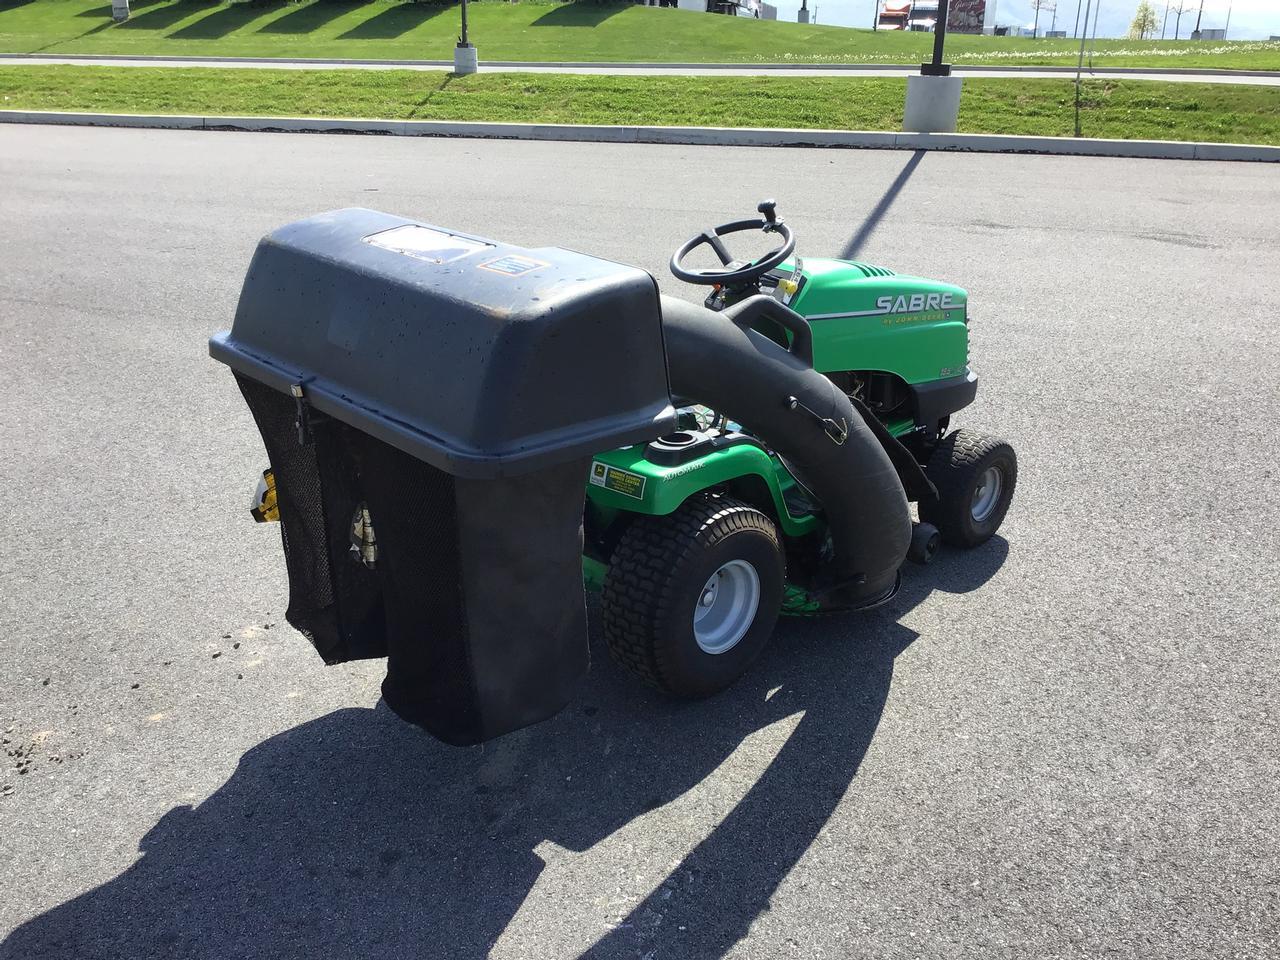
[{"x1": 768, "y1": 0, "x2": 1280, "y2": 39}]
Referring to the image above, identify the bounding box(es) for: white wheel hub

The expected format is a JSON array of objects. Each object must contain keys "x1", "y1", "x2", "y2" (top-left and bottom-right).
[
  {"x1": 693, "y1": 559, "x2": 761, "y2": 655},
  {"x1": 971, "y1": 465, "x2": 1003, "y2": 523}
]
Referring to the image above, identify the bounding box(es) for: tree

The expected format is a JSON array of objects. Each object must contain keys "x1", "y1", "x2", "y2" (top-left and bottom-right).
[
  {"x1": 1129, "y1": 0, "x2": 1158, "y2": 37},
  {"x1": 1032, "y1": 0, "x2": 1055, "y2": 36}
]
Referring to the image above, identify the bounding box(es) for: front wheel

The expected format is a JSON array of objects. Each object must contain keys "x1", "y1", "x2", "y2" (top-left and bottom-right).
[
  {"x1": 602, "y1": 495, "x2": 784, "y2": 698},
  {"x1": 919, "y1": 429, "x2": 1017, "y2": 547}
]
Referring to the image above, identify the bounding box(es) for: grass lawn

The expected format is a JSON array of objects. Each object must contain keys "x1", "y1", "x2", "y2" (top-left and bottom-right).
[
  {"x1": 2, "y1": 0, "x2": 1279, "y2": 69},
  {"x1": 3, "y1": 65, "x2": 1280, "y2": 144}
]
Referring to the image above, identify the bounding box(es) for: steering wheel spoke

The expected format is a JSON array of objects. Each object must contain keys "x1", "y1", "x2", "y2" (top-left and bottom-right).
[{"x1": 705, "y1": 231, "x2": 734, "y2": 266}]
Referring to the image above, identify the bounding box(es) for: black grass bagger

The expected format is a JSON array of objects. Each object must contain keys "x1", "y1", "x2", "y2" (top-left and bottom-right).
[{"x1": 211, "y1": 209, "x2": 675, "y2": 745}]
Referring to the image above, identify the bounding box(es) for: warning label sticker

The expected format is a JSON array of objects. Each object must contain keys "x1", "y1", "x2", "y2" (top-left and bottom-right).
[
  {"x1": 589, "y1": 462, "x2": 646, "y2": 499},
  {"x1": 477, "y1": 255, "x2": 548, "y2": 277}
]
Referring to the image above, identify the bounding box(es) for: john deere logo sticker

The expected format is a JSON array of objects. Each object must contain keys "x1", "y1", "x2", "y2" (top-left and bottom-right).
[
  {"x1": 589, "y1": 462, "x2": 646, "y2": 499},
  {"x1": 477, "y1": 255, "x2": 548, "y2": 277}
]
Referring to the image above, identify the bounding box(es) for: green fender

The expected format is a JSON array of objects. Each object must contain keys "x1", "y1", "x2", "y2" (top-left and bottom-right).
[{"x1": 585, "y1": 442, "x2": 819, "y2": 538}]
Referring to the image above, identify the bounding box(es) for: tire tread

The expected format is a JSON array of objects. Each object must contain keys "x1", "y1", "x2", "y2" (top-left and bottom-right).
[
  {"x1": 602, "y1": 496, "x2": 779, "y2": 693},
  {"x1": 921, "y1": 428, "x2": 1017, "y2": 547}
]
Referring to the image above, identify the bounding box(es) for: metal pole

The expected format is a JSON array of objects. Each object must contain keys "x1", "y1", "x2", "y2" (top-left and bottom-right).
[
  {"x1": 923, "y1": 0, "x2": 950, "y2": 74},
  {"x1": 1075, "y1": 0, "x2": 1091, "y2": 136},
  {"x1": 870, "y1": 0, "x2": 877, "y2": 30},
  {"x1": 1191, "y1": 0, "x2": 1204, "y2": 37},
  {"x1": 1050, "y1": 2, "x2": 1057, "y2": 34},
  {"x1": 1073, "y1": 0, "x2": 1082, "y2": 38},
  {"x1": 1160, "y1": 1, "x2": 1168, "y2": 39},
  {"x1": 460, "y1": 0, "x2": 469, "y2": 45},
  {"x1": 1087, "y1": 0, "x2": 1100, "y2": 69},
  {"x1": 1224, "y1": 0, "x2": 1231, "y2": 38}
]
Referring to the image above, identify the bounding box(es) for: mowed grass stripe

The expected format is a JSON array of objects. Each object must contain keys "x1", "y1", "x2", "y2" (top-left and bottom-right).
[
  {"x1": 3, "y1": 66, "x2": 1280, "y2": 145},
  {"x1": 1, "y1": 0, "x2": 1279, "y2": 70}
]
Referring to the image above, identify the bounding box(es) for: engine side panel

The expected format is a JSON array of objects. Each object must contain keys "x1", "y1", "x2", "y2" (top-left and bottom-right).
[{"x1": 787, "y1": 258, "x2": 970, "y2": 386}]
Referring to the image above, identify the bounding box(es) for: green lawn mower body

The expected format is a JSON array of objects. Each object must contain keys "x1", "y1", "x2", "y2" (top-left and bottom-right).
[
  {"x1": 582, "y1": 202, "x2": 1015, "y2": 697},
  {"x1": 585, "y1": 257, "x2": 981, "y2": 606}
]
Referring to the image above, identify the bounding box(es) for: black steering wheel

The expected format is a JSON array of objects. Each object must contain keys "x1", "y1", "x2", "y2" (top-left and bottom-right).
[{"x1": 670, "y1": 199, "x2": 796, "y2": 287}]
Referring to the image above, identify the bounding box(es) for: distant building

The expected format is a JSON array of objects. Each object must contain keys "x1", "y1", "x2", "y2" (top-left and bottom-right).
[
  {"x1": 671, "y1": 0, "x2": 775, "y2": 15},
  {"x1": 877, "y1": 1, "x2": 912, "y2": 30},
  {"x1": 877, "y1": 0, "x2": 985, "y2": 34},
  {"x1": 1196, "y1": 27, "x2": 1226, "y2": 40},
  {"x1": 1044, "y1": 29, "x2": 1066, "y2": 37},
  {"x1": 947, "y1": 0, "x2": 987, "y2": 33},
  {"x1": 907, "y1": 0, "x2": 938, "y2": 30}
]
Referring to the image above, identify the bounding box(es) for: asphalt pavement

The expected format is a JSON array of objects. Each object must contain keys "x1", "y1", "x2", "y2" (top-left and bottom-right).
[
  {"x1": 0, "y1": 125, "x2": 1277, "y2": 960},
  {"x1": 3, "y1": 53, "x2": 1280, "y2": 84}
]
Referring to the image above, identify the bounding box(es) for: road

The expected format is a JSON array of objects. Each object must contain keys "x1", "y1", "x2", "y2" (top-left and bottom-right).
[
  {"x1": 1, "y1": 125, "x2": 1277, "y2": 960},
  {"x1": 3, "y1": 53, "x2": 1280, "y2": 84}
]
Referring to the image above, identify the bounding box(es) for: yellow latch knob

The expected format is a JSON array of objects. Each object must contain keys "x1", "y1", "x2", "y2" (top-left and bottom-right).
[{"x1": 250, "y1": 468, "x2": 279, "y2": 523}]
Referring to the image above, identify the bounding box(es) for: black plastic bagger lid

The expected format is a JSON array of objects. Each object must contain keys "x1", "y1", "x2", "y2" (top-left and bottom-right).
[{"x1": 209, "y1": 208, "x2": 676, "y2": 478}]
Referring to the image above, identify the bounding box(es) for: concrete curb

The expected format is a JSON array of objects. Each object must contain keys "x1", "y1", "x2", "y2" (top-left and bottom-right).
[
  {"x1": 3, "y1": 110, "x2": 1277, "y2": 162},
  {"x1": 1, "y1": 52, "x2": 1277, "y2": 78}
]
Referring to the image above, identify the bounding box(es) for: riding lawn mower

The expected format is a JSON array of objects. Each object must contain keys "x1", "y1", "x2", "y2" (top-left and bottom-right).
[{"x1": 211, "y1": 202, "x2": 1016, "y2": 745}]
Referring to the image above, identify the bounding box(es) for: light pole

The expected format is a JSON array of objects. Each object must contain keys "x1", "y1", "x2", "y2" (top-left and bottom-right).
[
  {"x1": 1087, "y1": 0, "x2": 1100, "y2": 69},
  {"x1": 1191, "y1": 0, "x2": 1204, "y2": 38},
  {"x1": 1074, "y1": 0, "x2": 1092, "y2": 135},
  {"x1": 924, "y1": 0, "x2": 951, "y2": 75},
  {"x1": 1161, "y1": 0, "x2": 1169, "y2": 39},
  {"x1": 454, "y1": 0, "x2": 477, "y2": 74}
]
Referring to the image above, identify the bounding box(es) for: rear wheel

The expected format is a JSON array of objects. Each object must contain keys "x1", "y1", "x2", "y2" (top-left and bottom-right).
[
  {"x1": 602, "y1": 495, "x2": 784, "y2": 698},
  {"x1": 920, "y1": 429, "x2": 1017, "y2": 547}
]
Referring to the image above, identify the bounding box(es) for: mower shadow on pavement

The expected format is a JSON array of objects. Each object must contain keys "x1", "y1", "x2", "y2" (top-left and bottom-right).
[
  {"x1": 1, "y1": 541, "x2": 1007, "y2": 960},
  {"x1": 840, "y1": 150, "x2": 926, "y2": 261}
]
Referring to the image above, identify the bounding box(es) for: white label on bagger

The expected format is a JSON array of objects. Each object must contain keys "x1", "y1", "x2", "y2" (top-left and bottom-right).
[{"x1": 363, "y1": 225, "x2": 493, "y2": 264}]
